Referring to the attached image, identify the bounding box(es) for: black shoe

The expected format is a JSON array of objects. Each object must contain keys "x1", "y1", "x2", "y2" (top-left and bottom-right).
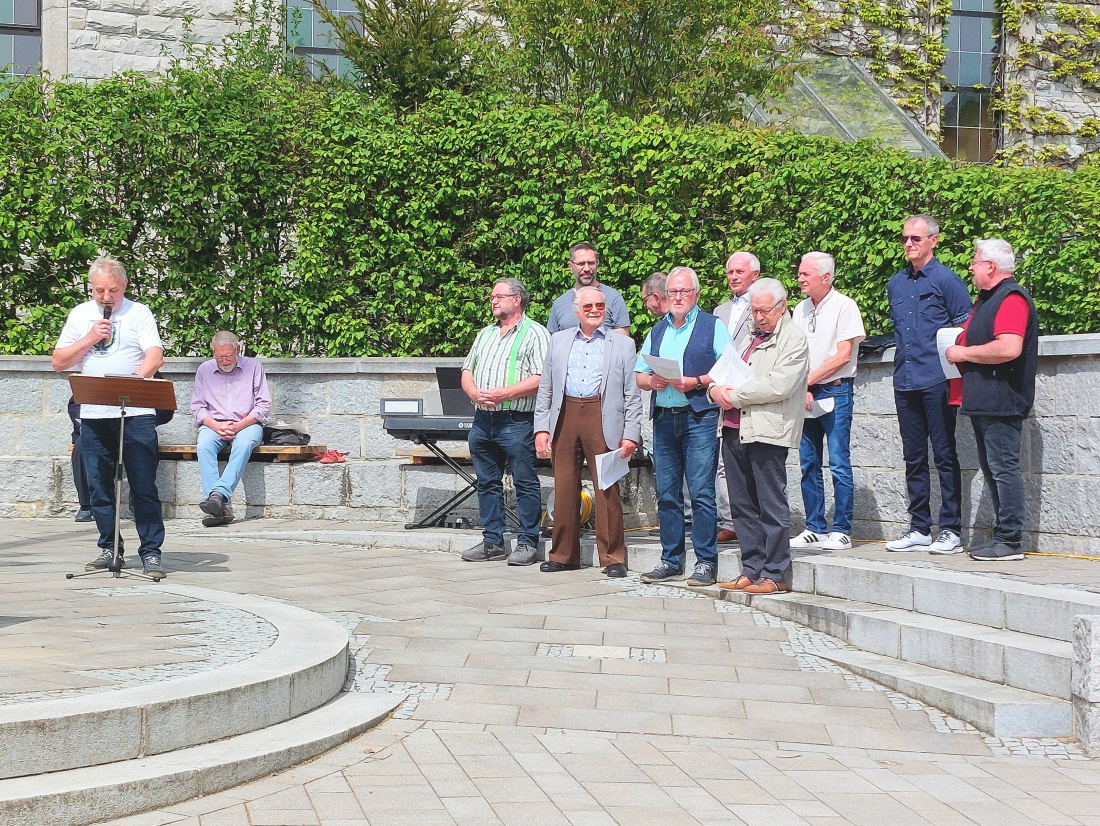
[
  {"x1": 604, "y1": 563, "x2": 628, "y2": 578},
  {"x1": 969, "y1": 542, "x2": 1025, "y2": 562},
  {"x1": 75, "y1": 509, "x2": 94, "y2": 523},
  {"x1": 540, "y1": 561, "x2": 580, "y2": 572},
  {"x1": 200, "y1": 492, "x2": 227, "y2": 518},
  {"x1": 202, "y1": 503, "x2": 235, "y2": 527}
]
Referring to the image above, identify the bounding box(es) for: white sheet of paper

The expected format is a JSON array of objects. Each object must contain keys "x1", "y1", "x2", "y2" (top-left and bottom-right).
[
  {"x1": 937, "y1": 327, "x2": 963, "y2": 379},
  {"x1": 595, "y1": 449, "x2": 631, "y2": 491},
  {"x1": 709, "y1": 345, "x2": 755, "y2": 389},
  {"x1": 808, "y1": 397, "x2": 835, "y2": 418},
  {"x1": 641, "y1": 353, "x2": 682, "y2": 380}
]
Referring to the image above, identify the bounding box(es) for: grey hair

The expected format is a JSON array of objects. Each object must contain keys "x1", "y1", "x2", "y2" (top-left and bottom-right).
[
  {"x1": 975, "y1": 238, "x2": 1016, "y2": 273},
  {"x1": 572, "y1": 286, "x2": 604, "y2": 310},
  {"x1": 568, "y1": 242, "x2": 598, "y2": 263},
  {"x1": 801, "y1": 251, "x2": 835, "y2": 279},
  {"x1": 642, "y1": 272, "x2": 667, "y2": 295},
  {"x1": 667, "y1": 266, "x2": 701, "y2": 292},
  {"x1": 906, "y1": 214, "x2": 940, "y2": 236},
  {"x1": 211, "y1": 331, "x2": 240, "y2": 350},
  {"x1": 494, "y1": 277, "x2": 530, "y2": 310},
  {"x1": 726, "y1": 251, "x2": 761, "y2": 273},
  {"x1": 88, "y1": 256, "x2": 127, "y2": 284},
  {"x1": 747, "y1": 277, "x2": 787, "y2": 306}
]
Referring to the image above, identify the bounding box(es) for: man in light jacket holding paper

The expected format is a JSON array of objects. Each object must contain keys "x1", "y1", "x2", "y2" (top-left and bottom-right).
[
  {"x1": 709, "y1": 278, "x2": 809, "y2": 594},
  {"x1": 535, "y1": 287, "x2": 642, "y2": 577}
]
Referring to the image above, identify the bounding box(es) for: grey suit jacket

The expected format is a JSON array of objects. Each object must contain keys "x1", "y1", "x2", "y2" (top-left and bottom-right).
[
  {"x1": 715, "y1": 297, "x2": 752, "y2": 347},
  {"x1": 534, "y1": 329, "x2": 643, "y2": 450}
]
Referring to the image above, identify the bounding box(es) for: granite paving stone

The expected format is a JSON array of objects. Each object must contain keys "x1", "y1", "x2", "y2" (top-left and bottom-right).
[{"x1": 4, "y1": 518, "x2": 1100, "y2": 826}]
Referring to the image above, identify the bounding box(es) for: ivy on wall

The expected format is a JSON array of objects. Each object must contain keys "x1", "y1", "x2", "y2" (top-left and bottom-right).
[{"x1": 2, "y1": 76, "x2": 1098, "y2": 358}]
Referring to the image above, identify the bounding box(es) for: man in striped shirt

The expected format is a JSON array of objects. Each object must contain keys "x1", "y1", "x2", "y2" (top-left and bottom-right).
[{"x1": 460, "y1": 278, "x2": 551, "y2": 566}]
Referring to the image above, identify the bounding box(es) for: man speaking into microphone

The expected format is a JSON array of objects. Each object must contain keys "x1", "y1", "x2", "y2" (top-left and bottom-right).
[{"x1": 52, "y1": 257, "x2": 168, "y2": 580}]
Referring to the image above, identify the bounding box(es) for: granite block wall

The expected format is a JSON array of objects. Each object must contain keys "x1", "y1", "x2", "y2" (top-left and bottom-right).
[{"x1": 2, "y1": 334, "x2": 1097, "y2": 551}]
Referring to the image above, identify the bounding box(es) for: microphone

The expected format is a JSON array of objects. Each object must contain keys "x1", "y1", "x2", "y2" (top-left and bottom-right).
[{"x1": 103, "y1": 305, "x2": 112, "y2": 321}]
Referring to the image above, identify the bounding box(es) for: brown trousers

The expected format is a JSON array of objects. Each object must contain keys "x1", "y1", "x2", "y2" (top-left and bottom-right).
[{"x1": 549, "y1": 396, "x2": 627, "y2": 567}]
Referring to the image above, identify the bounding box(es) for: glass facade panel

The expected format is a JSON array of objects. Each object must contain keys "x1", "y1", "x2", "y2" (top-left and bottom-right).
[
  {"x1": 13, "y1": 0, "x2": 34, "y2": 25},
  {"x1": 286, "y1": 0, "x2": 356, "y2": 77},
  {"x1": 941, "y1": 5, "x2": 999, "y2": 162},
  {"x1": 0, "y1": 0, "x2": 13, "y2": 24}
]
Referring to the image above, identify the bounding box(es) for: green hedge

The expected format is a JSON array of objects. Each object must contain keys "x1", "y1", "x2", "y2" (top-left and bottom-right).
[{"x1": 2, "y1": 71, "x2": 1098, "y2": 356}]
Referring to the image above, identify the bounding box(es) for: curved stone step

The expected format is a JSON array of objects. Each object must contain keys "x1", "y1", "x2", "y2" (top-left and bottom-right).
[
  {"x1": 0, "y1": 691, "x2": 403, "y2": 826},
  {"x1": 0, "y1": 584, "x2": 349, "y2": 779}
]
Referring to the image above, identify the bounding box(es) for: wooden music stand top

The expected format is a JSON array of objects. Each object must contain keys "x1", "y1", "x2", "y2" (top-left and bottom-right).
[{"x1": 69, "y1": 374, "x2": 177, "y2": 411}]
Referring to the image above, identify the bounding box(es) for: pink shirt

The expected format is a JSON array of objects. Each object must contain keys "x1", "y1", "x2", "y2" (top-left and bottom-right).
[{"x1": 191, "y1": 355, "x2": 271, "y2": 426}]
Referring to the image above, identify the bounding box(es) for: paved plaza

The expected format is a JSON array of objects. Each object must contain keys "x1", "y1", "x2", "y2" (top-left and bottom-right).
[{"x1": 4, "y1": 517, "x2": 1100, "y2": 826}]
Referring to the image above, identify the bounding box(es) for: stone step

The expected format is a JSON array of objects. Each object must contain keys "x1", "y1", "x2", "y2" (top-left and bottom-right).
[
  {"x1": 0, "y1": 691, "x2": 403, "y2": 826},
  {"x1": 791, "y1": 554, "x2": 1100, "y2": 643},
  {"x1": 747, "y1": 591, "x2": 1072, "y2": 700},
  {"x1": 814, "y1": 648, "x2": 1071, "y2": 738},
  {"x1": 0, "y1": 584, "x2": 349, "y2": 779}
]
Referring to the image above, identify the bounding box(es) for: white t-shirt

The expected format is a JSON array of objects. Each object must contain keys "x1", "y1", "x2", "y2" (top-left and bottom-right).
[
  {"x1": 56, "y1": 298, "x2": 164, "y2": 418},
  {"x1": 792, "y1": 289, "x2": 866, "y2": 381}
]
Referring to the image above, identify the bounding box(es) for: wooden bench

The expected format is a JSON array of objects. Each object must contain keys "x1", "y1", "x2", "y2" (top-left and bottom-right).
[{"x1": 157, "y1": 445, "x2": 328, "y2": 463}]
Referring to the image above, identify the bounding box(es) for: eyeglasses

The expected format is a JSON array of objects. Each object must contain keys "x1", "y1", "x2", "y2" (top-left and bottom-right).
[
  {"x1": 901, "y1": 234, "x2": 935, "y2": 244},
  {"x1": 666, "y1": 288, "x2": 697, "y2": 298},
  {"x1": 806, "y1": 307, "x2": 817, "y2": 333},
  {"x1": 750, "y1": 299, "x2": 785, "y2": 316},
  {"x1": 581, "y1": 302, "x2": 606, "y2": 311},
  {"x1": 642, "y1": 292, "x2": 659, "y2": 302},
  {"x1": 489, "y1": 293, "x2": 517, "y2": 302}
]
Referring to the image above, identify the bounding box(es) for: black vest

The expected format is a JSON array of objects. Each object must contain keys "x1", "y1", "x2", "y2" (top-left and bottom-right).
[
  {"x1": 648, "y1": 311, "x2": 720, "y2": 417},
  {"x1": 960, "y1": 277, "x2": 1039, "y2": 417}
]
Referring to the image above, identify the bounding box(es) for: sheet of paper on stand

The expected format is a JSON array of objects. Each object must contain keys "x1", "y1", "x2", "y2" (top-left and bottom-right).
[
  {"x1": 937, "y1": 326, "x2": 963, "y2": 379},
  {"x1": 709, "y1": 346, "x2": 755, "y2": 389},
  {"x1": 641, "y1": 353, "x2": 682, "y2": 380},
  {"x1": 595, "y1": 449, "x2": 631, "y2": 491}
]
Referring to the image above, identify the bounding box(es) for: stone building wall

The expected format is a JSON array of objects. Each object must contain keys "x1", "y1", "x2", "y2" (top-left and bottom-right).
[{"x1": 1, "y1": 336, "x2": 1097, "y2": 551}]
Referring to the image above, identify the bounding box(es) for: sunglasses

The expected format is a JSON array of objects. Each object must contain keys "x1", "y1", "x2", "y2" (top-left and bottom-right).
[
  {"x1": 581, "y1": 302, "x2": 606, "y2": 311},
  {"x1": 901, "y1": 234, "x2": 935, "y2": 244}
]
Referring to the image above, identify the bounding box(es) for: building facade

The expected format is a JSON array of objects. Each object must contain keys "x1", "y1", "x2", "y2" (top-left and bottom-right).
[{"x1": 7, "y1": 0, "x2": 1100, "y2": 167}]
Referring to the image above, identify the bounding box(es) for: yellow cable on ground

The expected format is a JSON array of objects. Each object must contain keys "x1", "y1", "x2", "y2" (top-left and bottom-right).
[{"x1": 1022, "y1": 551, "x2": 1100, "y2": 561}]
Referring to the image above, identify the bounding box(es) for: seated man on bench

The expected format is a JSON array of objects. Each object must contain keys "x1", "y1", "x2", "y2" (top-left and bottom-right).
[{"x1": 191, "y1": 331, "x2": 271, "y2": 526}]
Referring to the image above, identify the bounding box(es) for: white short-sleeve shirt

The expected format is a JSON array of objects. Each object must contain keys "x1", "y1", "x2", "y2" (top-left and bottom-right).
[
  {"x1": 791, "y1": 289, "x2": 866, "y2": 381},
  {"x1": 56, "y1": 298, "x2": 164, "y2": 418}
]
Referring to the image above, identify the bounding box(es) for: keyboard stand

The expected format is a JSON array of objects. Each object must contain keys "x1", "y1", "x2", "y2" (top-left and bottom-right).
[{"x1": 406, "y1": 436, "x2": 520, "y2": 531}]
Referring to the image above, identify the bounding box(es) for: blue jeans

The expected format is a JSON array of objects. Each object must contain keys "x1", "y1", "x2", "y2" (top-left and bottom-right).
[
  {"x1": 799, "y1": 380, "x2": 854, "y2": 535},
  {"x1": 468, "y1": 410, "x2": 542, "y2": 547},
  {"x1": 895, "y1": 382, "x2": 962, "y2": 535},
  {"x1": 197, "y1": 423, "x2": 264, "y2": 502},
  {"x1": 971, "y1": 415, "x2": 1025, "y2": 547},
  {"x1": 81, "y1": 415, "x2": 164, "y2": 559},
  {"x1": 653, "y1": 406, "x2": 720, "y2": 570}
]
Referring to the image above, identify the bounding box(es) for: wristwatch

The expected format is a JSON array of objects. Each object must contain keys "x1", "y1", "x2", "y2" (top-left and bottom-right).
[{"x1": 694, "y1": 378, "x2": 705, "y2": 391}]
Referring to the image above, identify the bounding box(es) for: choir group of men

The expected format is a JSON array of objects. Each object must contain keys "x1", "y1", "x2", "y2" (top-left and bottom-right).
[
  {"x1": 459, "y1": 214, "x2": 1040, "y2": 591},
  {"x1": 52, "y1": 212, "x2": 1039, "y2": 586}
]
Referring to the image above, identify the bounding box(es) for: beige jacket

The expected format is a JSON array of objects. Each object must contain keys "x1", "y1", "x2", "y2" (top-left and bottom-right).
[{"x1": 725, "y1": 313, "x2": 809, "y2": 448}]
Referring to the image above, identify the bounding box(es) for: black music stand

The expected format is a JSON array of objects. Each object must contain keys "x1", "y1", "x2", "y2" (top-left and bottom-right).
[{"x1": 65, "y1": 374, "x2": 176, "y2": 582}]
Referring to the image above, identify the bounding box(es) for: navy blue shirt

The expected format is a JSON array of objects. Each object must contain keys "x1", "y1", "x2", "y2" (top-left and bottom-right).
[{"x1": 887, "y1": 256, "x2": 972, "y2": 391}]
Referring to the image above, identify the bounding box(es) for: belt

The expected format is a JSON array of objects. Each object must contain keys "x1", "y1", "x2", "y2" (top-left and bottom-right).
[
  {"x1": 809, "y1": 377, "x2": 853, "y2": 392},
  {"x1": 656, "y1": 405, "x2": 691, "y2": 412}
]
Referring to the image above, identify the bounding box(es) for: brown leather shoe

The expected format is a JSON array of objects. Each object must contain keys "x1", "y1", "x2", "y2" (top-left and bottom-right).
[
  {"x1": 718, "y1": 575, "x2": 752, "y2": 590},
  {"x1": 742, "y1": 578, "x2": 790, "y2": 594},
  {"x1": 717, "y1": 529, "x2": 737, "y2": 543}
]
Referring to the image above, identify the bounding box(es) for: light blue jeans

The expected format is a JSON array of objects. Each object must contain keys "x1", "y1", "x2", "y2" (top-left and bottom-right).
[{"x1": 197, "y1": 423, "x2": 263, "y2": 502}]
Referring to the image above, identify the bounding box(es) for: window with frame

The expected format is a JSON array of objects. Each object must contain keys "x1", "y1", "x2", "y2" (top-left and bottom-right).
[
  {"x1": 0, "y1": 0, "x2": 41, "y2": 78},
  {"x1": 941, "y1": 0, "x2": 1000, "y2": 162},
  {"x1": 285, "y1": 0, "x2": 357, "y2": 78}
]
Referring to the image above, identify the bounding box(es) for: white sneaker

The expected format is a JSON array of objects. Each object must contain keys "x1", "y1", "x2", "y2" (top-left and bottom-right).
[
  {"x1": 885, "y1": 530, "x2": 932, "y2": 551},
  {"x1": 928, "y1": 530, "x2": 963, "y2": 555},
  {"x1": 820, "y1": 532, "x2": 851, "y2": 551},
  {"x1": 790, "y1": 530, "x2": 825, "y2": 550}
]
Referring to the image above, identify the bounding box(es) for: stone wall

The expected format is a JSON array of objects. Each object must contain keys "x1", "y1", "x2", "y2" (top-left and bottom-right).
[
  {"x1": 0, "y1": 356, "x2": 655, "y2": 528},
  {"x1": 2, "y1": 336, "x2": 1097, "y2": 549}
]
